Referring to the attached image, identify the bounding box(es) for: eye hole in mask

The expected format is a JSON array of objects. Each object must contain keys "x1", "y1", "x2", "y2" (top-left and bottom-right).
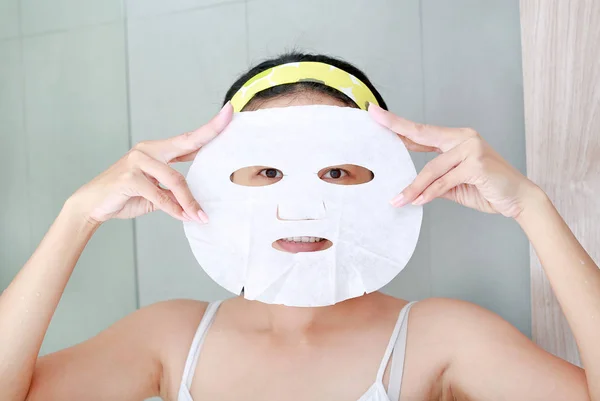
[
  {"x1": 230, "y1": 166, "x2": 283, "y2": 187},
  {"x1": 317, "y1": 164, "x2": 373, "y2": 185},
  {"x1": 230, "y1": 165, "x2": 373, "y2": 187}
]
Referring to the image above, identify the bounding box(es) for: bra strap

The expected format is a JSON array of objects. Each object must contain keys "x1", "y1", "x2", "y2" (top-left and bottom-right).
[
  {"x1": 180, "y1": 300, "x2": 223, "y2": 390},
  {"x1": 376, "y1": 301, "x2": 417, "y2": 383},
  {"x1": 387, "y1": 301, "x2": 416, "y2": 401}
]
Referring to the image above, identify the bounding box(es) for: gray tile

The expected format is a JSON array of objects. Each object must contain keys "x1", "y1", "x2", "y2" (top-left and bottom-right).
[
  {"x1": 40, "y1": 219, "x2": 137, "y2": 354},
  {"x1": 0, "y1": 39, "x2": 30, "y2": 291},
  {"x1": 127, "y1": 2, "x2": 247, "y2": 140},
  {"x1": 0, "y1": 0, "x2": 19, "y2": 39},
  {"x1": 22, "y1": 23, "x2": 137, "y2": 353},
  {"x1": 136, "y1": 213, "x2": 233, "y2": 306},
  {"x1": 126, "y1": 0, "x2": 238, "y2": 19},
  {"x1": 421, "y1": 0, "x2": 530, "y2": 336},
  {"x1": 127, "y1": 3, "x2": 246, "y2": 305},
  {"x1": 248, "y1": 0, "x2": 432, "y2": 301},
  {"x1": 21, "y1": 0, "x2": 123, "y2": 36}
]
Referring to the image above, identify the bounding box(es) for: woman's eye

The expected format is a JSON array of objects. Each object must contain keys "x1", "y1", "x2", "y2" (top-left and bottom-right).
[
  {"x1": 259, "y1": 168, "x2": 283, "y2": 179},
  {"x1": 322, "y1": 168, "x2": 347, "y2": 179}
]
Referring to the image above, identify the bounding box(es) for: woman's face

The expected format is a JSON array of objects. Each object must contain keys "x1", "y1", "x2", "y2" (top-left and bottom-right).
[{"x1": 230, "y1": 92, "x2": 373, "y2": 253}]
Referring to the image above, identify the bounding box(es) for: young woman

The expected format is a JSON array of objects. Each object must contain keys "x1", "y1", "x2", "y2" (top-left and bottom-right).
[{"x1": 1, "y1": 53, "x2": 598, "y2": 401}]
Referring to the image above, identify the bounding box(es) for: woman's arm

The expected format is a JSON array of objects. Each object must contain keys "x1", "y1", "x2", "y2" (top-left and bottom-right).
[
  {"x1": 422, "y1": 190, "x2": 597, "y2": 401},
  {"x1": 368, "y1": 103, "x2": 598, "y2": 400},
  {"x1": 0, "y1": 202, "x2": 97, "y2": 401},
  {"x1": 517, "y1": 189, "x2": 599, "y2": 398},
  {"x1": 0, "y1": 200, "x2": 173, "y2": 401},
  {"x1": 0, "y1": 203, "x2": 207, "y2": 401}
]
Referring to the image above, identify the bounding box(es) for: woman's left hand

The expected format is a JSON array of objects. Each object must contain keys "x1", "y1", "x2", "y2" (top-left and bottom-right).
[{"x1": 368, "y1": 103, "x2": 541, "y2": 218}]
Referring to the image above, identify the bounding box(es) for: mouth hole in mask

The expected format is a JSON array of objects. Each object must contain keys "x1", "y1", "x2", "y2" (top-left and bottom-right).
[
  {"x1": 272, "y1": 237, "x2": 333, "y2": 253},
  {"x1": 317, "y1": 164, "x2": 374, "y2": 185},
  {"x1": 230, "y1": 166, "x2": 283, "y2": 187}
]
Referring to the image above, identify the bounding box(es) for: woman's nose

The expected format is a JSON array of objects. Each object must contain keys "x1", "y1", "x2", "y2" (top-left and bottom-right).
[{"x1": 276, "y1": 199, "x2": 327, "y2": 221}]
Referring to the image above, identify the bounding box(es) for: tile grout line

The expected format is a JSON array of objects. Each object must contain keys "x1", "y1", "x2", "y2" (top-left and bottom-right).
[
  {"x1": 12, "y1": 0, "x2": 247, "y2": 41},
  {"x1": 244, "y1": 0, "x2": 250, "y2": 67},
  {"x1": 16, "y1": 0, "x2": 34, "y2": 255},
  {"x1": 130, "y1": 0, "x2": 246, "y2": 22},
  {"x1": 417, "y1": 0, "x2": 433, "y2": 297},
  {"x1": 121, "y1": 0, "x2": 141, "y2": 310},
  {"x1": 16, "y1": 19, "x2": 121, "y2": 40},
  {"x1": 418, "y1": 0, "x2": 427, "y2": 125},
  {"x1": 0, "y1": 35, "x2": 21, "y2": 44}
]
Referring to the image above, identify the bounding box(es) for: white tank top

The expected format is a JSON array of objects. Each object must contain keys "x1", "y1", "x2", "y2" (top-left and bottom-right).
[{"x1": 178, "y1": 300, "x2": 416, "y2": 401}]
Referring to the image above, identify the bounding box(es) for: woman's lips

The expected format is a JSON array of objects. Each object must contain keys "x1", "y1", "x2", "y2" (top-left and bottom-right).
[{"x1": 273, "y1": 237, "x2": 332, "y2": 253}]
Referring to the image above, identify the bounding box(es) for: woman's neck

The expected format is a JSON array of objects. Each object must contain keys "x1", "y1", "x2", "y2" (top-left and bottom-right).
[{"x1": 235, "y1": 292, "x2": 387, "y2": 336}]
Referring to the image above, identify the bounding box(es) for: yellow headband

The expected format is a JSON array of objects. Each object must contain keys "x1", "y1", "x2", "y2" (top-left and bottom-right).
[{"x1": 230, "y1": 61, "x2": 380, "y2": 112}]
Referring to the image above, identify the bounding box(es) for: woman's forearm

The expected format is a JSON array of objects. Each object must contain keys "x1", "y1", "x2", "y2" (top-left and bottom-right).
[
  {"x1": 0, "y1": 198, "x2": 99, "y2": 401},
  {"x1": 517, "y1": 187, "x2": 600, "y2": 400}
]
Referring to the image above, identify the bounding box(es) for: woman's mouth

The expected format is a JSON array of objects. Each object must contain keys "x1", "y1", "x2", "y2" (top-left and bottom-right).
[{"x1": 273, "y1": 237, "x2": 333, "y2": 253}]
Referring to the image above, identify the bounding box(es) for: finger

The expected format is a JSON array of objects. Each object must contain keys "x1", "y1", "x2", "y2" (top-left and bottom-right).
[
  {"x1": 163, "y1": 189, "x2": 194, "y2": 221},
  {"x1": 132, "y1": 151, "x2": 208, "y2": 223},
  {"x1": 146, "y1": 175, "x2": 159, "y2": 186},
  {"x1": 368, "y1": 103, "x2": 475, "y2": 152},
  {"x1": 164, "y1": 102, "x2": 233, "y2": 162},
  {"x1": 439, "y1": 184, "x2": 467, "y2": 204},
  {"x1": 138, "y1": 102, "x2": 233, "y2": 163},
  {"x1": 132, "y1": 174, "x2": 188, "y2": 222},
  {"x1": 170, "y1": 149, "x2": 199, "y2": 164},
  {"x1": 411, "y1": 165, "x2": 468, "y2": 206},
  {"x1": 390, "y1": 146, "x2": 465, "y2": 207},
  {"x1": 400, "y1": 136, "x2": 441, "y2": 153}
]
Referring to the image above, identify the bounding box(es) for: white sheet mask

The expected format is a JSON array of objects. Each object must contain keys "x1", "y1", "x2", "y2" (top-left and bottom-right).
[{"x1": 184, "y1": 105, "x2": 422, "y2": 307}]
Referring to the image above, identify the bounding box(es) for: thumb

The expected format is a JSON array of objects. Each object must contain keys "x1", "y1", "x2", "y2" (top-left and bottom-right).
[{"x1": 161, "y1": 102, "x2": 233, "y2": 162}]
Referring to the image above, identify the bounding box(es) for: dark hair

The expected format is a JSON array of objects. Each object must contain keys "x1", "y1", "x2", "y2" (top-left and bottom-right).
[{"x1": 223, "y1": 52, "x2": 388, "y2": 111}]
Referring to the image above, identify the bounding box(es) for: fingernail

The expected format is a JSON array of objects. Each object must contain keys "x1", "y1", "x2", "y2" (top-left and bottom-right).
[
  {"x1": 219, "y1": 101, "x2": 231, "y2": 116},
  {"x1": 368, "y1": 103, "x2": 389, "y2": 126},
  {"x1": 390, "y1": 193, "x2": 406, "y2": 207},
  {"x1": 213, "y1": 102, "x2": 232, "y2": 128},
  {"x1": 412, "y1": 195, "x2": 426, "y2": 206},
  {"x1": 197, "y1": 210, "x2": 209, "y2": 224}
]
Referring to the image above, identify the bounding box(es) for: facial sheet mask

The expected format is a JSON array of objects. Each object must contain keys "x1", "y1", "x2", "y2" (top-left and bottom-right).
[{"x1": 184, "y1": 105, "x2": 422, "y2": 307}]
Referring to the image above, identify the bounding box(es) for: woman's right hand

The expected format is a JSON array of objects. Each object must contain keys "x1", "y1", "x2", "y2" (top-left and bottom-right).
[{"x1": 69, "y1": 103, "x2": 233, "y2": 226}]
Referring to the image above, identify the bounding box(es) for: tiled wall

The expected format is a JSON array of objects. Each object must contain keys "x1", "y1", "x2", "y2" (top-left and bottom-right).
[{"x1": 0, "y1": 0, "x2": 529, "y2": 370}]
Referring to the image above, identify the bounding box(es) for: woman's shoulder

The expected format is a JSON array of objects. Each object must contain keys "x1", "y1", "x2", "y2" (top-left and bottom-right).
[
  {"x1": 133, "y1": 298, "x2": 212, "y2": 399},
  {"x1": 411, "y1": 297, "x2": 508, "y2": 325},
  {"x1": 140, "y1": 298, "x2": 210, "y2": 320},
  {"x1": 408, "y1": 297, "x2": 511, "y2": 332},
  {"x1": 140, "y1": 298, "x2": 212, "y2": 347},
  {"x1": 407, "y1": 297, "x2": 524, "y2": 356},
  {"x1": 130, "y1": 298, "x2": 211, "y2": 341}
]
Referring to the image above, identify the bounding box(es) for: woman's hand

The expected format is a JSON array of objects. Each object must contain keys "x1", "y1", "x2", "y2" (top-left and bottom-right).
[
  {"x1": 368, "y1": 103, "x2": 539, "y2": 218},
  {"x1": 69, "y1": 103, "x2": 233, "y2": 225}
]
